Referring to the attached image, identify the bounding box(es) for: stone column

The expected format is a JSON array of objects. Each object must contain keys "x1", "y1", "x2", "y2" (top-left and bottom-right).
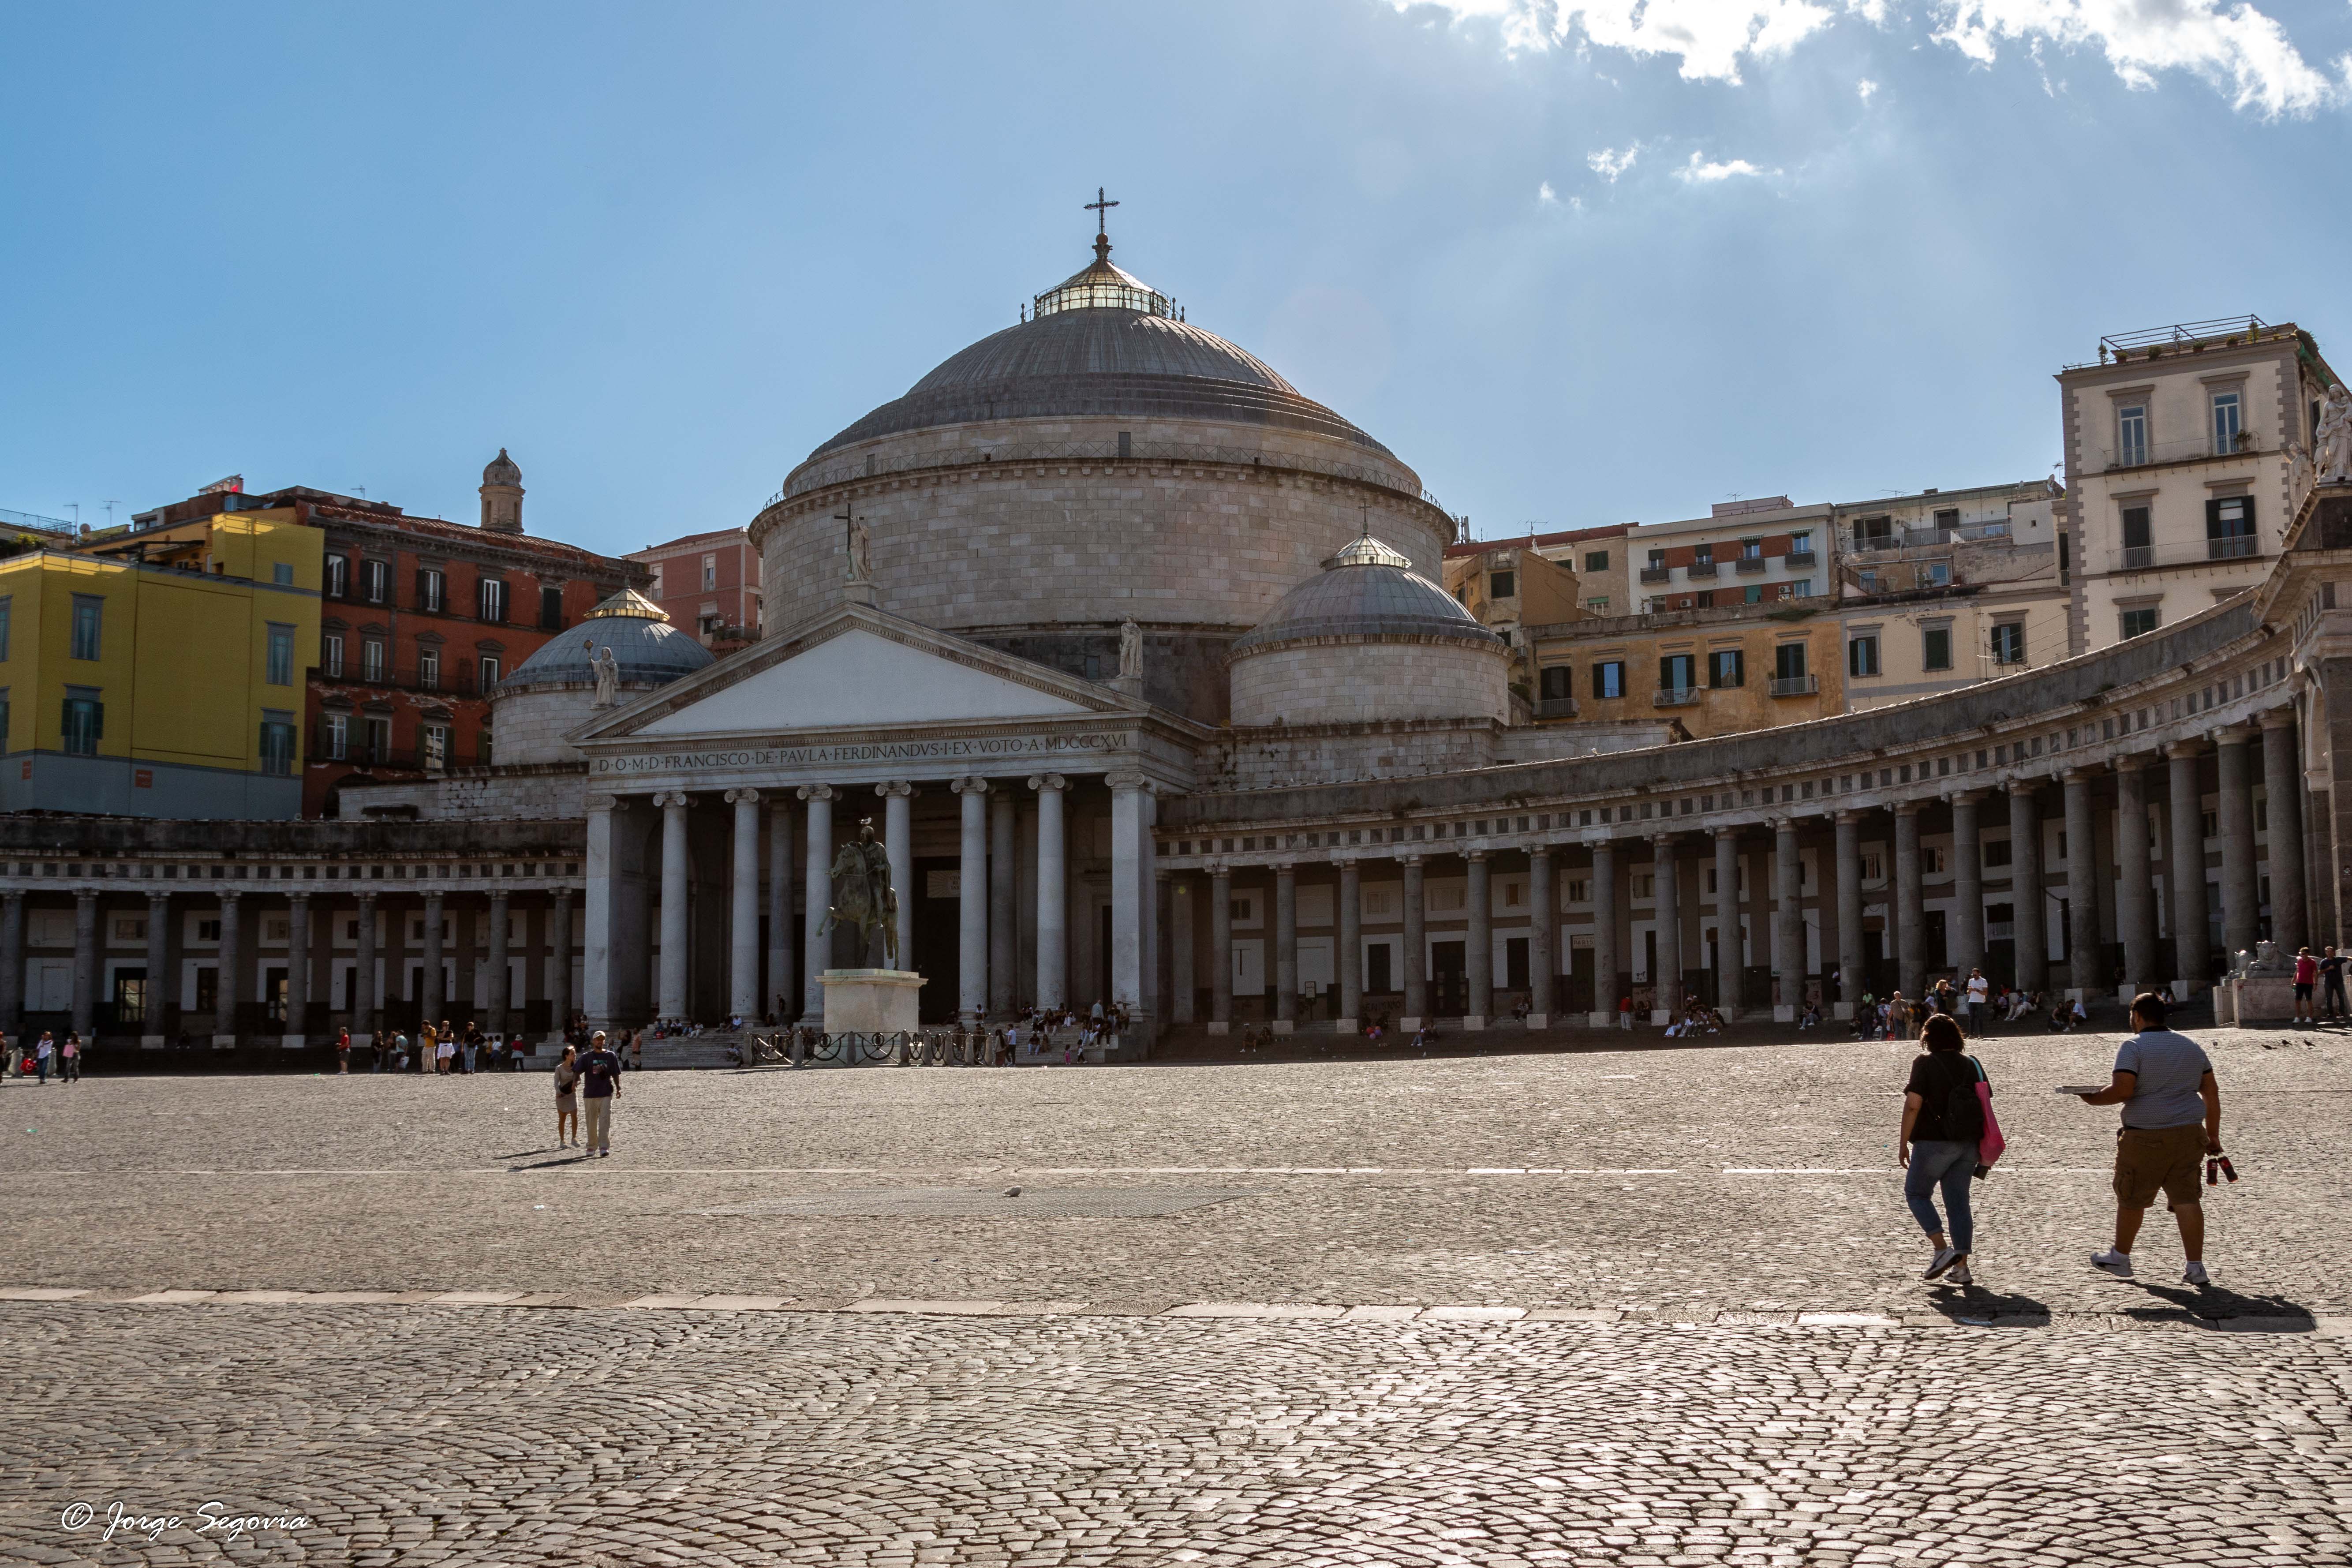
[
  {"x1": 1589, "y1": 841, "x2": 1618, "y2": 1026},
  {"x1": 2115, "y1": 757, "x2": 2157, "y2": 999},
  {"x1": 1209, "y1": 864, "x2": 1233, "y2": 1032},
  {"x1": 766, "y1": 797, "x2": 794, "y2": 1022},
  {"x1": 2168, "y1": 742, "x2": 2208, "y2": 994},
  {"x1": 420, "y1": 889, "x2": 444, "y2": 1031},
  {"x1": 2009, "y1": 782, "x2": 2047, "y2": 993},
  {"x1": 1950, "y1": 791, "x2": 1985, "y2": 983},
  {"x1": 582, "y1": 793, "x2": 617, "y2": 1029},
  {"x1": 1401, "y1": 855, "x2": 1428, "y2": 1025},
  {"x1": 216, "y1": 891, "x2": 243, "y2": 1046},
  {"x1": 1834, "y1": 811, "x2": 1863, "y2": 1018},
  {"x1": 2217, "y1": 727, "x2": 2260, "y2": 964},
  {"x1": 1466, "y1": 851, "x2": 1493, "y2": 1028},
  {"x1": 546, "y1": 891, "x2": 572, "y2": 1044},
  {"x1": 2262, "y1": 710, "x2": 2308, "y2": 951},
  {"x1": 1153, "y1": 869, "x2": 1172, "y2": 1035},
  {"x1": 1107, "y1": 772, "x2": 1145, "y2": 1022},
  {"x1": 989, "y1": 789, "x2": 1017, "y2": 1015},
  {"x1": 286, "y1": 893, "x2": 312, "y2": 1045},
  {"x1": 1893, "y1": 804, "x2": 1924, "y2": 1000},
  {"x1": 654, "y1": 791, "x2": 690, "y2": 1025},
  {"x1": 0, "y1": 891, "x2": 21, "y2": 1037},
  {"x1": 2064, "y1": 769, "x2": 2102, "y2": 1000},
  {"x1": 1772, "y1": 819, "x2": 1801, "y2": 1020},
  {"x1": 1650, "y1": 838, "x2": 1679, "y2": 1022},
  {"x1": 871, "y1": 783, "x2": 912, "y2": 974},
  {"x1": 354, "y1": 892, "x2": 378, "y2": 1044},
  {"x1": 1528, "y1": 847, "x2": 1555, "y2": 1027},
  {"x1": 71, "y1": 889, "x2": 97, "y2": 1039},
  {"x1": 1339, "y1": 860, "x2": 1364, "y2": 1029},
  {"x1": 722, "y1": 789, "x2": 761, "y2": 1020},
  {"x1": 1273, "y1": 863, "x2": 1298, "y2": 1030},
  {"x1": 1029, "y1": 775, "x2": 1067, "y2": 1011},
  {"x1": 1710, "y1": 829, "x2": 1740, "y2": 1019},
  {"x1": 952, "y1": 776, "x2": 990, "y2": 1025},
  {"x1": 1171, "y1": 873, "x2": 1197, "y2": 1024},
  {"x1": 1140, "y1": 792, "x2": 1160, "y2": 1023},
  {"x1": 142, "y1": 890, "x2": 170, "y2": 1046},
  {"x1": 798, "y1": 784, "x2": 834, "y2": 1020}
]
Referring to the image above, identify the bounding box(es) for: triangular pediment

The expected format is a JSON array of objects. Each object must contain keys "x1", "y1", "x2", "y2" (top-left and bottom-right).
[{"x1": 575, "y1": 605, "x2": 1131, "y2": 745}]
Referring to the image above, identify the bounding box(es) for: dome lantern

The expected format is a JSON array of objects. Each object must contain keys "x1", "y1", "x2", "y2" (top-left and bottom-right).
[{"x1": 479, "y1": 448, "x2": 524, "y2": 534}]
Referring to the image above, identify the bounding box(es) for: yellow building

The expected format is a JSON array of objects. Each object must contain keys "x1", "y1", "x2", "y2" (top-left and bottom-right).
[
  {"x1": 1524, "y1": 601, "x2": 1845, "y2": 737},
  {"x1": 0, "y1": 507, "x2": 322, "y2": 817}
]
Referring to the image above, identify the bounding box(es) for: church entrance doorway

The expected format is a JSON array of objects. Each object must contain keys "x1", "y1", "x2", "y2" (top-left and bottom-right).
[
  {"x1": 1431, "y1": 939, "x2": 1466, "y2": 1017},
  {"x1": 912, "y1": 857, "x2": 962, "y2": 1023}
]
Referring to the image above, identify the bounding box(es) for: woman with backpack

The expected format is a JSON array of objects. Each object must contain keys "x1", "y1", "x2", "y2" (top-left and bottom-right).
[{"x1": 1899, "y1": 1012, "x2": 1995, "y2": 1286}]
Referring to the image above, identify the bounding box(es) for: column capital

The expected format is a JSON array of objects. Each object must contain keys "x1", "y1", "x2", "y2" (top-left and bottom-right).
[
  {"x1": 1464, "y1": 848, "x2": 1489, "y2": 862},
  {"x1": 1892, "y1": 799, "x2": 1922, "y2": 816},
  {"x1": 724, "y1": 786, "x2": 762, "y2": 805},
  {"x1": 1713, "y1": 823, "x2": 1742, "y2": 840},
  {"x1": 2164, "y1": 738, "x2": 2205, "y2": 760},
  {"x1": 217, "y1": 888, "x2": 243, "y2": 906},
  {"x1": 797, "y1": 783, "x2": 836, "y2": 803},
  {"x1": 287, "y1": 888, "x2": 312, "y2": 905},
  {"x1": 950, "y1": 775, "x2": 991, "y2": 796},
  {"x1": 1027, "y1": 772, "x2": 1068, "y2": 793},
  {"x1": 1944, "y1": 787, "x2": 1986, "y2": 805},
  {"x1": 2062, "y1": 766, "x2": 2100, "y2": 785},
  {"x1": 2214, "y1": 722, "x2": 2259, "y2": 746},
  {"x1": 1831, "y1": 808, "x2": 1858, "y2": 824},
  {"x1": 355, "y1": 889, "x2": 378, "y2": 906},
  {"x1": 651, "y1": 790, "x2": 691, "y2": 809},
  {"x1": 72, "y1": 887, "x2": 97, "y2": 904},
  {"x1": 873, "y1": 780, "x2": 915, "y2": 799},
  {"x1": 1104, "y1": 767, "x2": 1148, "y2": 792},
  {"x1": 2259, "y1": 706, "x2": 2296, "y2": 731},
  {"x1": 483, "y1": 886, "x2": 507, "y2": 904},
  {"x1": 1209, "y1": 862, "x2": 1233, "y2": 881},
  {"x1": 1273, "y1": 861, "x2": 1298, "y2": 877},
  {"x1": 1769, "y1": 815, "x2": 1795, "y2": 833},
  {"x1": 1396, "y1": 852, "x2": 1424, "y2": 868},
  {"x1": 145, "y1": 887, "x2": 171, "y2": 904},
  {"x1": 586, "y1": 791, "x2": 622, "y2": 812},
  {"x1": 1528, "y1": 842, "x2": 1554, "y2": 859},
  {"x1": 2113, "y1": 752, "x2": 2152, "y2": 774},
  {"x1": 2005, "y1": 777, "x2": 2040, "y2": 796}
]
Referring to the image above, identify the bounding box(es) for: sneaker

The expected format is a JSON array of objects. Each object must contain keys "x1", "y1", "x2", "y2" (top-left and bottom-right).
[
  {"x1": 2090, "y1": 1248, "x2": 2134, "y2": 1278},
  {"x1": 1924, "y1": 1245, "x2": 1964, "y2": 1280},
  {"x1": 1946, "y1": 1264, "x2": 1974, "y2": 1287},
  {"x1": 2183, "y1": 1261, "x2": 2210, "y2": 1286}
]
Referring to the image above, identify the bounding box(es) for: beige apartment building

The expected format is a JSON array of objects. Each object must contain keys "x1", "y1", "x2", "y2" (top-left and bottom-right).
[
  {"x1": 2059, "y1": 316, "x2": 2337, "y2": 652},
  {"x1": 1627, "y1": 498, "x2": 1829, "y2": 616}
]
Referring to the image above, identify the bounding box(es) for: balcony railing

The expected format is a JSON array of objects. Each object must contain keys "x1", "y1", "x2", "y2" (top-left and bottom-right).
[
  {"x1": 1734, "y1": 557, "x2": 1766, "y2": 574},
  {"x1": 317, "y1": 665, "x2": 480, "y2": 697},
  {"x1": 1769, "y1": 674, "x2": 1819, "y2": 697},
  {"x1": 1685, "y1": 561, "x2": 1718, "y2": 579},
  {"x1": 1850, "y1": 522, "x2": 2012, "y2": 554},
  {"x1": 2104, "y1": 431, "x2": 2261, "y2": 472},
  {"x1": 2208, "y1": 534, "x2": 2259, "y2": 561},
  {"x1": 308, "y1": 742, "x2": 483, "y2": 771},
  {"x1": 1784, "y1": 549, "x2": 1817, "y2": 569},
  {"x1": 2120, "y1": 544, "x2": 2156, "y2": 570},
  {"x1": 1653, "y1": 686, "x2": 1703, "y2": 707},
  {"x1": 1638, "y1": 566, "x2": 1671, "y2": 584},
  {"x1": 1535, "y1": 696, "x2": 1578, "y2": 720}
]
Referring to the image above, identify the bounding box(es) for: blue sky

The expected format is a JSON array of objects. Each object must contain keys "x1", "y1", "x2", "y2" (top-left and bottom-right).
[{"x1": 3, "y1": 1, "x2": 2348, "y2": 550}]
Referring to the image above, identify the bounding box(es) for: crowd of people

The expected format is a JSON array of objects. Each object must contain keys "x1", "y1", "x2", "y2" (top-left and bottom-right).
[{"x1": 0, "y1": 1029, "x2": 81, "y2": 1083}]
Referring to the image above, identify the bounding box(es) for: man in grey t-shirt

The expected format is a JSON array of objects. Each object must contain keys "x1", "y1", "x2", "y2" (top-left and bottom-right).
[{"x1": 2075, "y1": 991, "x2": 2223, "y2": 1285}]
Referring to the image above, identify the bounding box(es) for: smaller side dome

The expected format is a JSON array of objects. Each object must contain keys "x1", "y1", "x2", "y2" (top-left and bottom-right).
[
  {"x1": 1230, "y1": 536, "x2": 1500, "y2": 658},
  {"x1": 482, "y1": 448, "x2": 523, "y2": 486},
  {"x1": 498, "y1": 590, "x2": 714, "y2": 696}
]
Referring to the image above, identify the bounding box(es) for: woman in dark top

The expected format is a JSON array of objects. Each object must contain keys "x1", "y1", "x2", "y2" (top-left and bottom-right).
[{"x1": 1899, "y1": 1012, "x2": 1986, "y2": 1286}]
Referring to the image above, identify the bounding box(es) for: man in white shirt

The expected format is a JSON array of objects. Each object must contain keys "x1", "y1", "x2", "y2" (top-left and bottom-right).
[{"x1": 1964, "y1": 968, "x2": 1989, "y2": 1031}]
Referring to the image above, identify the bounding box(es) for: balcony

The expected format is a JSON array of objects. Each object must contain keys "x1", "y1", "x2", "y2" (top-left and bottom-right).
[
  {"x1": 2208, "y1": 534, "x2": 2259, "y2": 561},
  {"x1": 1734, "y1": 556, "x2": 1766, "y2": 574},
  {"x1": 1535, "y1": 696, "x2": 1578, "y2": 720},
  {"x1": 1784, "y1": 549, "x2": 1817, "y2": 569},
  {"x1": 309, "y1": 742, "x2": 483, "y2": 772},
  {"x1": 1638, "y1": 566, "x2": 1671, "y2": 584},
  {"x1": 1684, "y1": 561, "x2": 1718, "y2": 579},
  {"x1": 316, "y1": 664, "x2": 481, "y2": 698},
  {"x1": 1653, "y1": 686, "x2": 1703, "y2": 708},
  {"x1": 2104, "y1": 430, "x2": 2261, "y2": 473},
  {"x1": 1769, "y1": 674, "x2": 1819, "y2": 697},
  {"x1": 2120, "y1": 545, "x2": 2156, "y2": 570}
]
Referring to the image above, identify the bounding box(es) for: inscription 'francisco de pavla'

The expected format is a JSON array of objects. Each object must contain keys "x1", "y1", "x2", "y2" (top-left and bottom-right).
[{"x1": 591, "y1": 732, "x2": 1123, "y2": 776}]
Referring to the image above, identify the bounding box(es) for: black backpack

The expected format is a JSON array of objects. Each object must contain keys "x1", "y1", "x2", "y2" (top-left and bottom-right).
[{"x1": 1943, "y1": 1057, "x2": 1986, "y2": 1141}]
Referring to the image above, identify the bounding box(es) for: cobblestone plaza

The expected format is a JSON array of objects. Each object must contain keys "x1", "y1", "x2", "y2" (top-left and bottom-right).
[{"x1": 3, "y1": 1031, "x2": 2348, "y2": 1564}]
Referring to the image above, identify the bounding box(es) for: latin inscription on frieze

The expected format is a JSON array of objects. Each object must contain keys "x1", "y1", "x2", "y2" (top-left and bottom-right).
[{"x1": 591, "y1": 732, "x2": 1123, "y2": 776}]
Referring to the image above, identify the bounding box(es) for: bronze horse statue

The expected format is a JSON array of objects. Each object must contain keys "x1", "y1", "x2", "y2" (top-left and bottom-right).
[{"x1": 823, "y1": 817, "x2": 899, "y2": 968}]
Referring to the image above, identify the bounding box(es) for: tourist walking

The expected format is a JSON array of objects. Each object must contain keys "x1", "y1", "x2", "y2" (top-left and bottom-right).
[
  {"x1": 1899, "y1": 1013, "x2": 1989, "y2": 1285},
  {"x1": 580, "y1": 1031, "x2": 622, "y2": 1156},
  {"x1": 58, "y1": 1033, "x2": 82, "y2": 1083},
  {"x1": 337, "y1": 1027, "x2": 352, "y2": 1074},
  {"x1": 1964, "y1": 968, "x2": 1989, "y2": 1032},
  {"x1": 2077, "y1": 992, "x2": 2223, "y2": 1285},
  {"x1": 2295, "y1": 947, "x2": 2319, "y2": 1024},
  {"x1": 553, "y1": 1045, "x2": 581, "y2": 1148},
  {"x1": 2323, "y1": 944, "x2": 2349, "y2": 1022},
  {"x1": 31, "y1": 1031, "x2": 55, "y2": 1084}
]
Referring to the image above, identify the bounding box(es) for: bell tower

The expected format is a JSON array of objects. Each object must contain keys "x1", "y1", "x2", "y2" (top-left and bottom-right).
[{"x1": 479, "y1": 448, "x2": 524, "y2": 533}]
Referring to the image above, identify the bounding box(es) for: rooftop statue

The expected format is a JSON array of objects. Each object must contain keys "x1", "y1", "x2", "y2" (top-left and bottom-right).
[{"x1": 2319, "y1": 383, "x2": 2352, "y2": 484}]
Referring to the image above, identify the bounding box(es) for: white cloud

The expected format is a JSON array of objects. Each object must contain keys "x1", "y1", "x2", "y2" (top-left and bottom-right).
[
  {"x1": 1394, "y1": 0, "x2": 2352, "y2": 113},
  {"x1": 1673, "y1": 150, "x2": 1772, "y2": 181},
  {"x1": 1537, "y1": 179, "x2": 1560, "y2": 204},
  {"x1": 1586, "y1": 142, "x2": 1641, "y2": 181},
  {"x1": 1856, "y1": 76, "x2": 1879, "y2": 101}
]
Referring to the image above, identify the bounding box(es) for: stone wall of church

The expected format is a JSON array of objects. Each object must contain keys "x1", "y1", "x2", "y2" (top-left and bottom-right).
[
  {"x1": 1229, "y1": 640, "x2": 1509, "y2": 727},
  {"x1": 1198, "y1": 718, "x2": 1503, "y2": 792},
  {"x1": 754, "y1": 419, "x2": 1454, "y2": 641},
  {"x1": 337, "y1": 767, "x2": 589, "y2": 823}
]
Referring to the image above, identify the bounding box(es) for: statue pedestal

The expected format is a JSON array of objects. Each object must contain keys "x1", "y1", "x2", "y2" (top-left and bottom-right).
[{"x1": 819, "y1": 969, "x2": 923, "y2": 1036}]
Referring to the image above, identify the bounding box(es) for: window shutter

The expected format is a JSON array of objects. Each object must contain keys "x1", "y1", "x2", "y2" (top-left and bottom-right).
[
  {"x1": 2205, "y1": 497, "x2": 2222, "y2": 539},
  {"x1": 91, "y1": 700, "x2": 102, "y2": 739},
  {"x1": 1731, "y1": 649, "x2": 1745, "y2": 687},
  {"x1": 415, "y1": 569, "x2": 431, "y2": 609}
]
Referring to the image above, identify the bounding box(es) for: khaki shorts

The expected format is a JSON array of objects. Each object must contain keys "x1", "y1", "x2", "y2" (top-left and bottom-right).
[{"x1": 2113, "y1": 1124, "x2": 2206, "y2": 1210}]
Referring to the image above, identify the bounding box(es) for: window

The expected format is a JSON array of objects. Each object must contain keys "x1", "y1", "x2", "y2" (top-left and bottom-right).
[
  {"x1": 423, "y1": 723, "x2": 449, "y2": 772},
  {"x1": 1490, "y1": 570, "x2": 1516, "y2": 599},
  {"x1": 540, "y1": 586, "x2": 565, "y2": 630},
  {"x1": 364, "y1": 716, "x2": 391, "y2": 764},
  {"x1": 478, "y1": 726, "x2": 494, "y2": 767},
  {"x1": 1923, "y1": 625, "x2": 1952, "y2": 671},
  {"x1": 1857, "y1": 569, "x2": 1879, "y2": 595},
  {"x1": 479, "y1": 655, "x2": 501, "y2": 689},
  {"x1": 1646, "y1": 549, "x2": 1666, "y2": 569},
  {"x1": 1539, "y1": 665, "x2": 1573, "y2": 700},
  {"x1": 702, "y1": 554, "x2": 718, "y2": 590},
  {"x1": 259, "y1": 712, "x2": 295, "y2": 777},
  {"x1": 2117, "y1": 403, "x2": 2148, "y2": 467},
  {"x1": 1743, "y1": 585, "x2": 1762, "y2": 605},
  {"x1": 476, "y1": 577, "x2": 508, "y2": 623},
  {"x1": 1739, "y1": 537, "x2": 1762, "y2": 560},
  {"x1": 416, "y1": 568, "x2": 445, "y2": 613},
  {"x1": 418, "y1": 648, "x2": 441, "y2": 690},
  {"x1": 1694, "y1": 591, "x2": 1714, "y2": 609},
  {"x1": 648, "y1": 564, "x2": 663, "y2": 595},
  {"x1": 1692, "y1": 543, "x2": 1713, "y2": 567},
  {"x1": 1848, "y1": 634, "x2": 1881, "y2": 677},
  {"x1": 70, "y1": 595, "x2": 102, "y2": 661},
  {"x1": 362, "y1": 640, "x2": 386, "y2": 682},
  {"x1": 322, "y1": 634, "x2": 344, "y2": 678},
  {"x1": 1659, "y1": 653, "x2": 1697, "y2": 693},
  {"x1": 361, "y1": 560, "x2": 389, "y2": 604},
  {"x1": 265, "y1": 623, "x2": 294, "y2": 685},
  {"x1": 1788, "y1": 579, "x2": 1812, "y2": 598},
  {"x1": 2211, "y1": 389, "x2": 2242, "y2": 456},
  {"x1": 2120, "y1": 606, "x2": 2160, "y2": 639},
  {"x1": 1933, "y1": 508, "x2": 1960, "y2": 534},
  {"x1": 2207, "y1": 495, "x2": 2256, "y2": 559},
  {"x1": 1924, "y1": 846, "x2": 1946, "y2": 874},
  {"x1": 1584, "y1": 550, "x2": 1609, "y2": 573},
  {"x1": 1790, "y1": 530, "x2": 1812, "y2": 554},
  {"x1": 1990, "y1": 622, "x2": 2025, "y2": 665},
  {"x1": 324, "y1": 713, "x2": 348, "y2": 761},
  {"x1": 2121, "y1": 505, "x2": 2152, "y2": 566},
  {"x1": 325, "y1": 555, "x2": 348, "y2": 599},
  {"x1": 272, "y1": 561, "x2": 294, "y2": 587},
  {"x1": 1709, "y1": 648, "x2": 1744, "y2": 688},
  {"x1": 1592, "y1": 660, "x2": 1625, "y2": 700},
  {"x1": 1586, "y1": 596, "x2": 1610, "y2": 614},
  {"x1": 1921, "y1": 562, "x2": 1950, "y2": 588},
  {"x1": 1984, "y1": 838, "x2": 2012, "y2": 868},
  {"x1": 61, "y1": 691, "x2": 102, "y2": 756},
  {"x1": 1775, "y1": 643, "x2": 1807, "y2": 681},
  {"x1": 1861, "y1": 852, "x2": 1884, "y2": 882}
]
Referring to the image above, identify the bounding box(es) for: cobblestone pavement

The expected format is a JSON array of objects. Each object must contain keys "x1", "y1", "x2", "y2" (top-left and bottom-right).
[{"x1": 2, "y1": 1029, "x2": 2348, "y2": 1564}]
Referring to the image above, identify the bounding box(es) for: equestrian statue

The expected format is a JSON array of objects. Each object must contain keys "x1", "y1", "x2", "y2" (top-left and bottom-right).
[{"x1": 823, "y1": 816, "x2": 900, "y2": 968}]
